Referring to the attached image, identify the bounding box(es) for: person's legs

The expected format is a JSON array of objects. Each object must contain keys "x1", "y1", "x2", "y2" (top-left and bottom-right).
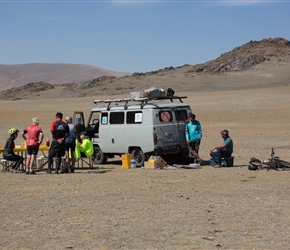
[
  {"x1": 70, "y1": 149, "x2": 76, "y2": 173},
  {"x1": 65, "y1": 150, "x2": 70, "y2": 169},
  {"x1": 210, "y1": 149, "x2": 222, "y2": 165},
  {"x1": 25, "y1": 154, "x2": 32, "y2": 173},
  {"x1": 28, "y1": 146, "x2": 38, "y2": 174},
  {"x1": 56, "y1": 147, "x2": 65, "y2": 174},
  {"x1": 55, "y1": 154, "x2": 62, "y2": 174},
  {"x1": 47, "y1": 148, "x2": 56, "y2": 173},
  {"x1": 211, "y1": 150, "x2": 232, "y2": 168},
  {"x1": 29, "y1": 155, "x2": 37, "y2": 173},
  {"x1": 5, "y1": 155, "x2": 23, "y2": 171},
  {"x1": 14, "y1": 155, "x2": 24, "y2": 170},
  {"x1": 190, "y1": 140, "x2": 202, "y2": 162}
]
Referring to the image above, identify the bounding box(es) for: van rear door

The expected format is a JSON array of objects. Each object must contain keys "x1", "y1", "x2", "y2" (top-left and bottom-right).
[{"x1": 154, "y1": 108, "x2": 188, "y2": 154}]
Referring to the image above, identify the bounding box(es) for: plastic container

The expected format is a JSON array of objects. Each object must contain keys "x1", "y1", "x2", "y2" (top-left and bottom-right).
[
  {"x1": 131, "y1": 158, "x2": 137, "y2": 168},
  {"x1": 189, "y1": 163, "x2": 201, "y2": 169},
  {"x1": 122, "y1": 154, "x2": 133, "y2": 169}
]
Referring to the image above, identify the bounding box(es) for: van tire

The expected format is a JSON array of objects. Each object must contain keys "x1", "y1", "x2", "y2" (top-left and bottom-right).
[
  {"x1": 93, "y1": 145, "x2": 107, "y2": 164},
  {"x1": 131, "y1": 148, "x2": 145, "y2": 167}
]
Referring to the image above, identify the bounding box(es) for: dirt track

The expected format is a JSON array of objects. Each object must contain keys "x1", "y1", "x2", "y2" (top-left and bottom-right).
[{"x1": 1, "y1": 87, "x2": 290, "y2": 249}]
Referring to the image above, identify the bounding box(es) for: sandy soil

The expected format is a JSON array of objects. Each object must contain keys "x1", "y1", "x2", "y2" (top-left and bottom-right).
[{"x1": 1, "y1": 86, "x2": 290, "y2": 249}]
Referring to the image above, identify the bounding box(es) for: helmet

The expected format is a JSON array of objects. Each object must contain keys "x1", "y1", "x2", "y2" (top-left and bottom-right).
[{"x1": 8, "y1": 128, "x2": 19, "y2": 136}]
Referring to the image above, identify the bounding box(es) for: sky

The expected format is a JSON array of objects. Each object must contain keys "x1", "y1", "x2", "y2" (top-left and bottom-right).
[{"x1": 1, "y1": 0, "x2": 289, "y2": 73}]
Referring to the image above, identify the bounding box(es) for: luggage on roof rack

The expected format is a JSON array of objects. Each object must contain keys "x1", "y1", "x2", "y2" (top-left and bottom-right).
[{"x1": 93, "y1": 96, "x2": 187, "y2": 110}]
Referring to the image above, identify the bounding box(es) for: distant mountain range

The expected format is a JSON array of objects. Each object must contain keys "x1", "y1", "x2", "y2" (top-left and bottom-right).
[
  {"x1": 0, "y1": 37, "x2": 289, "y2": 100},
  {"x1": 0, "y1": 63, "x2": 130, "y2": 90}
]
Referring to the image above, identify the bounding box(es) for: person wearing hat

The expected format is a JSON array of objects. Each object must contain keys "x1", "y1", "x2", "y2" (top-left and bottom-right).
[
  {"x1": 210, "y1": 129, "x2": 233, "y2": 168},
  {"x1": 78, "y1": 131, "x2": 94, "y2": 158},
  {"x1": 3, "y1": 128, "x2": 24, "y2": 172}
]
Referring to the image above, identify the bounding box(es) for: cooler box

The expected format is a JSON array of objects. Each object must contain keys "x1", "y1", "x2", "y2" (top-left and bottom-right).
[
  {"x1": 122, "y1": 154, "x2": 133, "y2": 169},
  {"x1": 210, "y1": 156, "x2": 234, "y2": 167}
]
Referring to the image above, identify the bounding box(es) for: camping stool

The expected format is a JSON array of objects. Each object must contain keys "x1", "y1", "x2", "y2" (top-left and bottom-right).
[
  {"x1": 210, "y1": 156, "x2": 234, "y2": 167},
  {"x1": 36, "y1": 156, "x2": 45, "y2": 170},
  {"x1": 1, "y1": 159, "x2": 8, "y2": 172}
]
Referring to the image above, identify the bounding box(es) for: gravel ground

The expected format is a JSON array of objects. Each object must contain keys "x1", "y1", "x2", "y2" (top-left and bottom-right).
[
  {"x1": 1, "y1": 165, "x2": 290, "y2": 250},
  {"x1": 1, "y1": 86, "x2": 290, "y2": 249}
]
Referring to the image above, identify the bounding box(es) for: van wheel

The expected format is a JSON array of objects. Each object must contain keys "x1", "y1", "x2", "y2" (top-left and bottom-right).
[
  {"x1": 131, "y1": 148, "x2": 145, "y2": 167},
  {"x1": 93, "y1": 146, "x2": 107, "y2": 164}
]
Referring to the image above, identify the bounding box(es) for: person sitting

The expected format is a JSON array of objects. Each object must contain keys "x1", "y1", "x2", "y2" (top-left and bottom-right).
[
  {"x1": 210, "y1": 129, "x2": 233, "y2": 168},
  {"x1": 78, "y1": 131, "x2": 94, "y2": 158},
  {"x1": 3, "y1": 128, "x2": 24, "y2": 173}
]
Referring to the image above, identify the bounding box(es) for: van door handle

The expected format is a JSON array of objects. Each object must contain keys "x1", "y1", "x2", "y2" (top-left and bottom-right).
[{"x1": 165, "y1": 132, "x2": 172, "y2": 136}]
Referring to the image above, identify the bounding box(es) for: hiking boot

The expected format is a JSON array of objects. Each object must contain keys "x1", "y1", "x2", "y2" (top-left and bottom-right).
[
  {"x1": 196, "y1": 159, "x2": 203, "y2": 164},
  {"x1": 25, "y1": 171, "x2": 30, "y2": 175},
  {"x1": 30, "y1": 171, "x2": 36, "y2": 174},
  {"x1": 45, "y1": 170, "x2": 52, "y2": 174},
  {"x1": 60, "y1": 168, "x2": 68, "y2": 174},
  {"x1": 70, "y1": 168, "x2": 75, "y2": 173}
]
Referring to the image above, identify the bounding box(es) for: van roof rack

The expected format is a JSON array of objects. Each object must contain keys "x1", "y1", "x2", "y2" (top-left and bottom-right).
[{"x1": 93, "y1": 96, "x2": 187, "y2": 110}]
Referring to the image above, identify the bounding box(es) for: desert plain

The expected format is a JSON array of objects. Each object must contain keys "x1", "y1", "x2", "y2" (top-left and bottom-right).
[{"x1": 1, "y1": 81, "x2": 290, "y2": 250}]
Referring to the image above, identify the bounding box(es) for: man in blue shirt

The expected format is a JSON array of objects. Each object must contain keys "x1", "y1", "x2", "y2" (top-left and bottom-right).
[
  {"x1": 210, "y1": 129, "x2": 233, "y2": 168},
  {"x1": 185, "y1": 114, "x2": 203, "y2": 163}
]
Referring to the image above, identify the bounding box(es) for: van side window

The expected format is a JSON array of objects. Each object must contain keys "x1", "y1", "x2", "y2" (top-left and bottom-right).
[
  {"x1": 110, "y1": 112, "x2": 125, "y2": 124},
  {"x1": 101, "y1": 113, "x2": 108, "y2": 124},
  {"x1": 127, "y1": 111, "x2": 143, "y2": 124},
  {"x1": 176, "y1": 110, "x2": 188, "y2": 122},
  {"x1": 159, "y1": 111, "x2": 172, "y2": 122}
]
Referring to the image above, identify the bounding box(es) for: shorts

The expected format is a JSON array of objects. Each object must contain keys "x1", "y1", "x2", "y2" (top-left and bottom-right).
[
  {"x1": 65, "y1": 142, "x2": 76, "y2": 152},
  {"x1": 189, "y1": 139, "x2": 201, "y2": 151},
  {"x1": 27, "y1": 145, "x2": 39, "y2": 155}
]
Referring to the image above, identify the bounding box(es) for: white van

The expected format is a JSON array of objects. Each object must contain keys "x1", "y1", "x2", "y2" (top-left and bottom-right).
[{"x1": 73, "y1": 96, "x2": 192, "y2": 167}]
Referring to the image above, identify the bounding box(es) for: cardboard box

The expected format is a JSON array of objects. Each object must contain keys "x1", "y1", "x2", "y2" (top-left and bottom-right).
[{"x1": 144, "y1": 156, "x2": 167, "y2": 169}]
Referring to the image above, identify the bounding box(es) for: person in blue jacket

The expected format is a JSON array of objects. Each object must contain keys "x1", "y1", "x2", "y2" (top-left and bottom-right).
[{"x1": 185, "y1": 114, "x2": 203, "y2": 163}]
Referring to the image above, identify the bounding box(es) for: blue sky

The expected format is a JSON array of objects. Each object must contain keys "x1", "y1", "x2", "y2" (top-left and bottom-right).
[{"x1": 1, "y1": 0, "x2": 289, "y2": 73}]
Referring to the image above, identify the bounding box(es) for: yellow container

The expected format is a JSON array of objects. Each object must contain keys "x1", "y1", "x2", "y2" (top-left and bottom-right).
[{"x1": 122, "y1": 154, "x2": 133, "y2": 169}]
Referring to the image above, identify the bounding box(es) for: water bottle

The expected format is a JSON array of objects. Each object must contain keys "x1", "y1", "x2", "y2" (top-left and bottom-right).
[{"x1": 131, "y1": 158, "x2": 136, "y2": 168}]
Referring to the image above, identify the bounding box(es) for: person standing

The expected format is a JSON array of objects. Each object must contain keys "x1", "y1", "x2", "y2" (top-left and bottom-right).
[
  {"x1": 64, "y1": 116, "x2": 76, "y2": 173},
  {"x1": 3, "y1": 128, "x2": 24, "y2": 173},
  {"x1": 46, "y1": 112, "x2": 69, "y2": 174},
  {"x1": 21, "y1": 117, "x2": 44, "y2": 174},
  {"x1": 210, "y1": 129, "x2": 234, "y2": 168},
  {"x1": 185, "y1": 114, "x2": 203, "y2": 163}
]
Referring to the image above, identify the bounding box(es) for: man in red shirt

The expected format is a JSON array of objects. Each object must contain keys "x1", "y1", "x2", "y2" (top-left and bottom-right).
[
  {"x1": 22, "y1": 117, "x2": 44, "y2": 174},
  {"x1": 46, "y1": 112, "x2": 69, "y2": 174}
]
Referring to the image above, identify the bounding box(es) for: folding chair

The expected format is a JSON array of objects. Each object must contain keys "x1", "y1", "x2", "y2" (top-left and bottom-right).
[{"x1": 1, "y1": 159, "x2": 15, "y2": 172}]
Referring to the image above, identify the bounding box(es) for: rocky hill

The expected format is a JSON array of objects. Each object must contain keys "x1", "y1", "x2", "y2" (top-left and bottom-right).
[{"x1": 1, "y1": 37, "x2": 289, "y2": 100}]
